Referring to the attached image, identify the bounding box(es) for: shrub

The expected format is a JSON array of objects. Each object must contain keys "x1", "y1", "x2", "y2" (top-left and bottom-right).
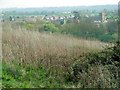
[
  {"x1": 43, "y1": 22, "x2": 59, "y2": 33},
  {"x1": 67, "y1": 41, "x2": 120, "y2": 88}
]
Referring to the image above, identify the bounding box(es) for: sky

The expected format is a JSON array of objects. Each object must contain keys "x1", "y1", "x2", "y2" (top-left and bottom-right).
[{"x1": 0, "y1": 0, "x2": 119, "y2": 9}]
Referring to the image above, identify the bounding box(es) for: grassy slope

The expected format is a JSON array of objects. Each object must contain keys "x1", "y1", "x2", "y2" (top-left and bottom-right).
[
  {"x1": 2, "y1": 28, "x2": 106, "y2": 67},
  {"x1": 2, "y1": 23, "x2": 108, "y2": 88}
]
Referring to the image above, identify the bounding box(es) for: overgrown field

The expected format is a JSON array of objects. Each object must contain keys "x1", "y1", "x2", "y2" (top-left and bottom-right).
[{"x1": 2, "y1": 21, "x2": 120, "y2": 88}]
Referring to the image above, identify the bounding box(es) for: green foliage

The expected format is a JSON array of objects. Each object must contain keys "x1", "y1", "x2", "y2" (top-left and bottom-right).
[
  {"x1": 43, "y1": 22, "x2": 59, "y2": 33},
  {"x1": 61, "y1": 22, "x2": 104, "y2": 39},
  {"x1": 9, "y1": 18, "x2": 117, "y2": 42},
  {"x1": 2, "y1": 61, "x2": 65, "y2": 88},
  {"x1": 61, "y1": 21, "x2": 117, "y2": 42},
  {"x1": 99, "y1": 34, "x2": 114, "y2": 42},
  {"x1": 2, "y1": 41, "x2": 120, "y2": 88},
  {"x1": 67, "y1": 42, "x2": 120, "y2": 88},
  {"x1": 106, "y1": 21, "x2": 118, "y2": 34},
  {"x1": 23, "y1": 23, "x2": 34, "y2": 30}
]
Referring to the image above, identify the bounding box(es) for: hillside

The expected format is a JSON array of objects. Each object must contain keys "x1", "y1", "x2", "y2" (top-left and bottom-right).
[
  {"x1": 2, "y1": 28, "x2": 120, "y2": 88},
  {"x1": 3, "y1": 27, "x2": 106, "y2": 66},
  {"x1": 2, "y1": 14, "x2": 120, "y2": 88},
  {"x1": 2, "y1": 25, "x2": 110, "y2": 88}
]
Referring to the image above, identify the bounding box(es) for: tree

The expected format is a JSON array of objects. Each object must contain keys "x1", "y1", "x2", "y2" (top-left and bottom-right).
[
  {"x1": 43, "y1": 22, "x2": 59, "y2": 33},
  {"x1": 73, "y1": 11, "x2": 80, "y2": 19}
]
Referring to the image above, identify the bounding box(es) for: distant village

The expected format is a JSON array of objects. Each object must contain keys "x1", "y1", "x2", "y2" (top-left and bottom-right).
[{"x1": 1, "y1": 11, "x2": 118, "y2": 27}]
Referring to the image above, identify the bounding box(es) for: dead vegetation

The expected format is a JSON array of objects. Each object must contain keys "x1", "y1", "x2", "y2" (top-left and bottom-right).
[{"x1": 2, "y1": 25, "x2": 107, "y2": 72}]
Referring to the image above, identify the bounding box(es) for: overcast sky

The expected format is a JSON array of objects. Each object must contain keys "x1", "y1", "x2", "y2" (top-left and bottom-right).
[{"x1": 0, "y1": 0, "x2": 119, "y2": 8}]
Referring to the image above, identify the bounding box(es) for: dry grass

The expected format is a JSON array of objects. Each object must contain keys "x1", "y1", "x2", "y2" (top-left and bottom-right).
[
  {"x1": 2, "y1": 22, "x2": 119, "y2": 88},
  {"x1": 2, "y1": 23, "x2": 107, "y2": 71},
  {"x1": 2, "y1": 22, "x2": 105, "y2": 70}
]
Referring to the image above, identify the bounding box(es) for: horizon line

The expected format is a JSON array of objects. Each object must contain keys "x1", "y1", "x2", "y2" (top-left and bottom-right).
[{"x1": 0, "y1": 4, "x2": 118, "y2": 9}]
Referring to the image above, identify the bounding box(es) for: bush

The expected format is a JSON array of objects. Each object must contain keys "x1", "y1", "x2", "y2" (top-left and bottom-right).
[
  {"x1": 67, "y1": 41, "x2": 120, "y2": 88},
  {"x1": 43, "y1": 22, "x2": 59, "y2": 33},
  {"x1": 2, "y1": 61, "x2": 65, "y2": 88}
]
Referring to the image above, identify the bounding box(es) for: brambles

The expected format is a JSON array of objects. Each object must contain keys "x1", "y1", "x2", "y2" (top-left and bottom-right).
[{"x1": 67, "y1": 42, "x2": 120, "y2": 88}]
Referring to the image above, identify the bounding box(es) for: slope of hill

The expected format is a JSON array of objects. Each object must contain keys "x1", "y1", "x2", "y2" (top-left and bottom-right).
[{"x1": 2, "y1": 20, "x2": 120, "y2": 88}]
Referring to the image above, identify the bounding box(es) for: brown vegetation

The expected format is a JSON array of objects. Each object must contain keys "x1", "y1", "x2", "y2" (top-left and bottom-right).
[{"x1": 2, "y1": 24, "x2": 106, "y2": 73}]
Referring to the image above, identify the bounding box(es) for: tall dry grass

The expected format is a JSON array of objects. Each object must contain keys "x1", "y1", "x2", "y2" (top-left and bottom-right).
[
  {"x1": 2, "y1": 30, "x2": 106, "y2": 66},
  {"x1": 2, "y1": 22, "x2": 107, "y2": 71}
]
